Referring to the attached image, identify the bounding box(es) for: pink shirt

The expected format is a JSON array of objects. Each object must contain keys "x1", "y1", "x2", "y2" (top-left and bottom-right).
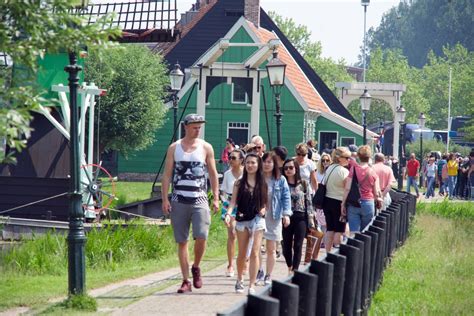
[
  {"x1": 348, "y1": 164, "x2": 378, "y2": 200},
  {"x1": 372, "y1": 162, "x2": 396, "y2": 192}
]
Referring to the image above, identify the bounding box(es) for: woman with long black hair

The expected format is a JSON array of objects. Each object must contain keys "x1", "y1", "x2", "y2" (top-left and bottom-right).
[{"x1": 225, "y1": 153, "x2": 267, "y2": 295}]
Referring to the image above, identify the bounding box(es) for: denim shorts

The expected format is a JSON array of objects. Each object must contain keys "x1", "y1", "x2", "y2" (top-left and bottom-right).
[
  {"x1": 235, "y1": 215, "x2": 266, "y2": 233},
  {"x1": 347, "y1": 199, "x2": 374, "y2": 233}
]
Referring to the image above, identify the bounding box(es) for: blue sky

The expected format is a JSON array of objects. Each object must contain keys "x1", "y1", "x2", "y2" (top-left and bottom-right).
[{"x1": 178, "y1": 0, "x2": 400, "y2": 65}]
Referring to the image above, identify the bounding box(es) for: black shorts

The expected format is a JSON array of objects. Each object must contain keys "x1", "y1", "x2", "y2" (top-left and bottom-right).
[{"x1": 323, "y1": 197, "x2": 346, "y2": 233}]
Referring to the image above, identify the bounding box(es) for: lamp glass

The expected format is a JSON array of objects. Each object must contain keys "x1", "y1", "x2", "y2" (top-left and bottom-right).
[
  {"x1": 418, "y1": 113, "x2": 426, "y2": 129},
  {"x1": 266, "y1": 52, "x2": 286, "y2": 87},
  {"x1": 396, "y1": 106, "x2": 406, "y2": 123},
  {"x1": 360, "y1": 89, "x2": 372, "y2": 112},
  {"x1": 169, "y1": 63, "x2": 184, "y2": 92}
]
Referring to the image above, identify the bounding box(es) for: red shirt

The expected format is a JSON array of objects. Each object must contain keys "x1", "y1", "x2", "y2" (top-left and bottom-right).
[{"x1": 406, "y1": 159, "x2": 420, "y2": 177}]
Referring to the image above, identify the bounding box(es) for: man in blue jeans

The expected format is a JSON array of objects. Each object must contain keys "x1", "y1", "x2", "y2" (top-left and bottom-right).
[{"x1": 406, "y1": 153, "x2": 420, "y2": 198}]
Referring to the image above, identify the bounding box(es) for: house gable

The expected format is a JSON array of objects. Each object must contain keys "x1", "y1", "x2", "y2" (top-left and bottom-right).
[{"x1": 259, "y1": 9, "x2": 357, "y2": 124}]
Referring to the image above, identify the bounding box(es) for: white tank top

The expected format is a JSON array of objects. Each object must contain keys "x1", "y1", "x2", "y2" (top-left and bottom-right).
[{"x1": 172, "y1": 139, "x2": 208, "y2": 204}]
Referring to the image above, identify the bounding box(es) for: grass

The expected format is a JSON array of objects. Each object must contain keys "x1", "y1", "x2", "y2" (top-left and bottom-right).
[
  {"x1": 0, "y1": 180, "x2": 228, "y2": 312},
  {"x1": 370, "y1": 202, "x2": 474, "y2": 315}
]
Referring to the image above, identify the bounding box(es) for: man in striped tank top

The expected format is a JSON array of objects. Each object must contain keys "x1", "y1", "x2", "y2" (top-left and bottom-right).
[{"x1": 162, "y1": 114, "x2": 219, "y2": 294}]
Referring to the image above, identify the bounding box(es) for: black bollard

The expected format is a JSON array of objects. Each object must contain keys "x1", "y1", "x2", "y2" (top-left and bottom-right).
[
  {"x1": 325, "y1": 252, "x2": 347, "y2": 316},
  {"x1": 271, "y1": 280, "x2": 299, "y2": 316},
  {"x1": 368, "y1": 225, "x2": 384, "y2": 291},
  {"x1": 347, "y1": 238, "x2": 365, "y2": 316},
  {"x1": 246, "y1": 294, "x2": 280, "y2": 316},
  {"x1": 292, "y1": 270, "x2": 318, "y2": 316},
  {"x1": 354, "y1": 233, "x2": 372, "y2": 312},
  {"x1": 388, "y1": 203, "x2": 401, "y2": 247},
  {"x1": 362, "y1": 230, "x2": 378, "y2": 295},
  {"x1": 310, "y1": 260, "x2": 334, "y2": 316},
  {"x1": 339, "y1": 244, "x2": 361, "y2": 316},
  {"x1": 377, "y1": 213, "x2": 391, "y2": 260}
]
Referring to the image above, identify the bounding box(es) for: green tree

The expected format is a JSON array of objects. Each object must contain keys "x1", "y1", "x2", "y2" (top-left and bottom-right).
[
  {"x1": 268, "y1": 11, "x2": 353, "y2": 92},
  {"x1": 421, "y1": 44, "x2": 474, "y2": 130},
  {"x1": 85, "y1": 45, "x2": 169, "y2": 156},
  {"x1": 368, "y1": 0, "x2": 474, "y2": 68},
  {"x1": 364, "y1": 47, "x2": 429, "y2": 126},
  {"x1": 0, "y1": 0, "x2": 119, "y2": 163}
]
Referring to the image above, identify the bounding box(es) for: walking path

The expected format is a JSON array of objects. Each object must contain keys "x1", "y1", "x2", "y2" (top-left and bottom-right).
[{"x1": 95, "y1": 253, "x2": 295, "y2": 315}]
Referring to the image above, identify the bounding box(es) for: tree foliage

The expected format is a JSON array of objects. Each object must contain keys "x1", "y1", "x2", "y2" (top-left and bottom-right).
[
  {"x1": 85, "y1": 45, "x2": 169, "y2": 156},
  {"x1": 268, "y1": 11, "x2": 353, "y2": 92},
  {"x1": 368, "y1": 0, "x2": 474, "y2": 68},
  {"x1": 0, "y1": 0, "x2": 119, "y2": 163}
]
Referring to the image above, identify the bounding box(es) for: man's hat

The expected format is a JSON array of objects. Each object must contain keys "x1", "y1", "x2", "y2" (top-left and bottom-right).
[
  {"x1": 348, "y1": 144, "x2": 358, "y2": 153},
  {"x1": 184, "y1": 113, "x2": 206, "y2": 125}
]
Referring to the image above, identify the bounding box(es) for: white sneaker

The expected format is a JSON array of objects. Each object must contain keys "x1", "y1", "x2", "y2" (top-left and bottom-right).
[
  {"x1": 248, "y1": 287, "x2": 256, "y2": 295},
  {"x1": 225, "y1": 267, "x2": 235, "y2": 277},
  {"x1": 264, "y1": 274, "x2": 271, "y2": 285}
]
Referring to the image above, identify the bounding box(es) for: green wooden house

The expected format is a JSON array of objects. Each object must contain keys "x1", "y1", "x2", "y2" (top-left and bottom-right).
[{"x1": 118, "y1": 0, "x2": 376, "y2": 179}]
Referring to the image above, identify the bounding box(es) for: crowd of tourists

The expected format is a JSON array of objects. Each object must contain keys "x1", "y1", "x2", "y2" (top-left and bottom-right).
[
  {"x1": 161, "y1": 113, "x2": 473, "y2": 295},
  {"x1": 162, "y1": 114, "x2": 412, "y2": 294},
  {"x1": 405, "y1": 151, "x2": 474, "y2": 200}
]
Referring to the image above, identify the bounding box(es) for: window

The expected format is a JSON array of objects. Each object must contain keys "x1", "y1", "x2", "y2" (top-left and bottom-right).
[
  {"x1": 227, "y1": 122, "x2": 250, "y2": 146},
  {"x1": 232, "y1": 83, "x2": 248, "y2": 104},
  {"x1": 341, "y1": 137, "x2": 356, "y2": 147}
]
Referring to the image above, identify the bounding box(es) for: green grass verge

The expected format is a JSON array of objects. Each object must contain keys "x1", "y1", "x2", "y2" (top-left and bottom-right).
[
  {"x1": 370, "y1": 203, "x2": 474, "y2": 315},
  {"x1": 0, "y1": 210, "x2": 227, "y2": 312}
]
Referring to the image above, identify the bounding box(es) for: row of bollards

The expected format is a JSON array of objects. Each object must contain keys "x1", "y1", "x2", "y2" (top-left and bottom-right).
[{"x1": 217, "y1": 189, "x2": 416, "y2": 316}]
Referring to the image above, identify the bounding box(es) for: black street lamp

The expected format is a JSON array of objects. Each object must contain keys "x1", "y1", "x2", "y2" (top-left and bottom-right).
[
  {"x1": 418, "y1": 112, "x2": 426, "y2": 187},
  {"x1": 266, "y1": 51, "x2": 286, "y2": 146},
  {"x1": 378, "y1": 121, "x2": 384, "y2": 153},
  {"x1": 396, "y1": 105, "x2": 407, "y2": 190},
  {"x1": 65, "y1": 0, "x2": 89, "y2": 296},
  {"x1": 169, "y1": 63, "x2": 184, "y2": 142},
  {"x1": 360, "y1": 89, "x2": 372, "y2": 144},
  {"x1": 66, "y1": 52, "x2": 86, "y2": 295}
]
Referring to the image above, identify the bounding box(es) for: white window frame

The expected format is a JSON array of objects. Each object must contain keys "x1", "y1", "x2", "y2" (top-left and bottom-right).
[
  {"x1": 340, "y1": 136, "x2": 356, "y2": 147},
  {"x1": 231, "y1": 82, "x2": 248, "y2": 105},
  {"x1": 227, "y1": 122, "x2": 250, "y2": 143},
  {"x1": 177, "y1": 121, "x2": 185, "y2": 139}
]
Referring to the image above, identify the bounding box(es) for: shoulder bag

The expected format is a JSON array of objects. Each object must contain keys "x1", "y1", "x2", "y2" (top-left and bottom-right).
[
  {"x1": 312, "y1": 165, "x2": 338, "y2": 209},
  {"x1": 346, "y1": 166, "x2": 370, "y2": 207}
]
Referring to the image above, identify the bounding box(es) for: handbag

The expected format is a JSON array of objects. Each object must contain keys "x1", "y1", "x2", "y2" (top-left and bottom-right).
[
  {"x1": 312, "y1": 165, "x2": 338, "y2": 209},
  {"x1": 302, "y1": 180, "x2": 316, "y2": 230},
  {"x1": 346, "y1": 166, "x2": 370, "y2": 208}
]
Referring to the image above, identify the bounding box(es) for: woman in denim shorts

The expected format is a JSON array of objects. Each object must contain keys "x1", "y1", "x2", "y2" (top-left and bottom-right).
[
  {"x1": 260, "y1": 151, "x2": 291, "y2": 285},
  {"x1": 225, "y1": 153, "x2": 267, "y2": 295}
]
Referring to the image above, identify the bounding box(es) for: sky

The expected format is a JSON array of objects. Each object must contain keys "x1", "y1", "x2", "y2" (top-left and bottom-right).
[{"x1": 177, "y1": 0, "x2": 400, "y2": 65}]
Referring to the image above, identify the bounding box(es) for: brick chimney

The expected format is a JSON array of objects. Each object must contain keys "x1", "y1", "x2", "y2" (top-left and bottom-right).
[{"x1": 245, "y1": 0, "x2": 260, "y2": 28}]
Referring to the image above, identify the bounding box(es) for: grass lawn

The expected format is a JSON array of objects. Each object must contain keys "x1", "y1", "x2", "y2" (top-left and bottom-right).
[
  {"x1": 370, "y1": 202, "x2": 474, "y2": 315},
  {"x1": 0, "y1": 180, "x2": 227, "y2": 312}
]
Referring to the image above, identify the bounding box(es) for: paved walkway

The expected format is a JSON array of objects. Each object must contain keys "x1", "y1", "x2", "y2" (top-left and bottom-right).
[{"x1": 94, "y1": 252, "x2": 298, "y2": 315}]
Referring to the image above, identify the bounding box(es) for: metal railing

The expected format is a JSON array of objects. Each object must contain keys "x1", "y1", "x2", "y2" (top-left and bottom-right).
[{"x1": 218, "y1": 189, "x2": 416, "y2": 316}]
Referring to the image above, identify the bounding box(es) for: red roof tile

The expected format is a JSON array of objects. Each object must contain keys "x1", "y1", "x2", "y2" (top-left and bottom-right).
[{"x1": 248, "y1": 23, "x2": 330, "y2": 113}]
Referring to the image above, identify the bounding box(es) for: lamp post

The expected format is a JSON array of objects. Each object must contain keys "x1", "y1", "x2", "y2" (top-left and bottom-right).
[
  {"x1": 378, "y1": 121, "x2": 384, "y2": 153},
  {"x1": 361, "y1": 0, "x2": 370, "y2": 82},
  {"x1": 418, "y1": 112, "x2": 426, "y2": 187},
  {"x1": 266, "y1": 51, "x2": 287, "y2": 146},
  {"x1": 360, "y1": 89, "x2": 372, "y2": 144},
  {"x1": 396, "y1": 105, "x2": 407, "y2": 190},
  {"x1": 66, "y1": 0, "x2": 89, "y2": 296},
  {"x1": 169, "y1": 63, "x2": 184, "y2": 142}
]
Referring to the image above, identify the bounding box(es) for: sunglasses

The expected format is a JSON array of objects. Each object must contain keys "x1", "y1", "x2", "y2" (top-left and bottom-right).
[
  {"x1": 255, "y1": 146, "x2": 262, "y2": 150},
  {"x1": 321, "y1": 159, "x2": 330, "y2": 163},
  {"x1": 284, "y1": 166, "x2": 295, "y2": 171},
  {"x1": 296, "y1": 153, "x2": 306, "y2": 157},
  {"x1": 229, "y1": 156, "x2": 240, "y2": 160}
]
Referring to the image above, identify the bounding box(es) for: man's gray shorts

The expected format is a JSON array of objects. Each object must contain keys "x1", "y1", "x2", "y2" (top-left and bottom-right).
[{"x1": 170, "y1": 201, "x2": 211, "y2": 243}]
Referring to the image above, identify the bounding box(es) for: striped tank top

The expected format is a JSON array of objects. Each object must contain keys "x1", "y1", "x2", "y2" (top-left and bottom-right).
[{"x1": 172, "y1": 139, "x2": 208, "y2": 205}]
